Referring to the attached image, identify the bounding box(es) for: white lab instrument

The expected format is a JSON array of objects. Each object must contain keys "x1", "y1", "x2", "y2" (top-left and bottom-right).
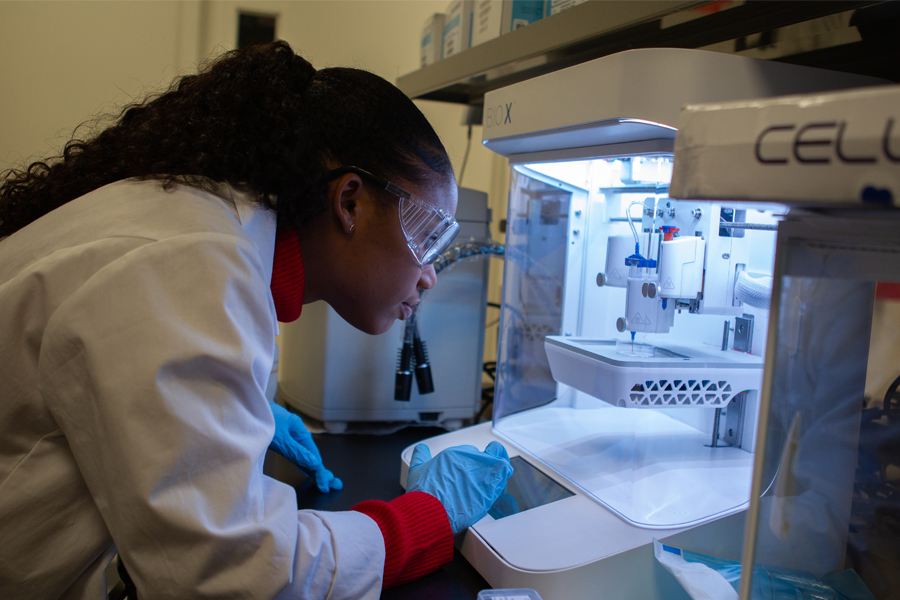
[
  {"x1": 278, "y1": 188, "x2": 491, "y2": 432},
  {"x1": 400, "y1": 48, "x2": 884, "y2": 599},
  {"x1": 672, "y1": 84, "x2": 900, "y2": 600},
  {"x1": 601, "y1": 234, "x2": 633, "y2": 288},
  {"x1": 658, "y1": 236, "x2": 704, "y2": 300}
]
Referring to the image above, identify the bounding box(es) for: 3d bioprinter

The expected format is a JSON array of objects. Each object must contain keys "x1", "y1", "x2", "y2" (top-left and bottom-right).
[{"x1": 400, "y1": 48, "x2": 899, "y2": 599}]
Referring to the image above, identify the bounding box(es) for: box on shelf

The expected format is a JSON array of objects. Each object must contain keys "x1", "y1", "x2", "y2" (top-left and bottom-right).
[
  {"x1": 420, "y1": 12, "x2": 445, "y2": 67},
  {"x1": 443, "y1": 0, "x2": 474, "y2": 59},
  {"x1": 545, "y1": 0, "x2": 587, "y2": 17},
  {"x1": 501, "y1": 0, "x2": 545, "y2": 32},
  {"x1": 472, "y1": 0, "x2": 503, "y2": 47}
]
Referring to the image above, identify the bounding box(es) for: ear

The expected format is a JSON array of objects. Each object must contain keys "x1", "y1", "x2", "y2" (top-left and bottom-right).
[{"x1": 329, "y1": 173, "x2": 365, "y2": 234}]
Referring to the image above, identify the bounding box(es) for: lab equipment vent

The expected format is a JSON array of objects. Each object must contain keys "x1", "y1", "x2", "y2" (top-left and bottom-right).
[
  {"x1": 238, "y1": 13, "x2": 277, "y2": 49},
  {"x1": 544, "y1": 336, "x2": 763, "y2": 410},
  {"x1": 629, "y1": 379, "x2": 733, "y2": 407}
]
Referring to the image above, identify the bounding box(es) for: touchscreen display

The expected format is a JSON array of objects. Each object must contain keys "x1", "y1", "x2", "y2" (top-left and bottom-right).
[{"x1": 487, "y1": 456, "x2": 574, "y2": 520}]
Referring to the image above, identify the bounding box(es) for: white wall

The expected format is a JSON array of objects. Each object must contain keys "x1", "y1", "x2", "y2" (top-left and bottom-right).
[
  {"x1": 0, "y1": 1, "x2": 198, "y2": 168},
  {"x1": 0, "y1": 1, "x2": 501, "y2": 188},
  {"x1": 0, "y1": 0, "x2": 507, "y2": 364},
  {"x1": 192, "y1": 1, "x2": 501, "y2": 209}
]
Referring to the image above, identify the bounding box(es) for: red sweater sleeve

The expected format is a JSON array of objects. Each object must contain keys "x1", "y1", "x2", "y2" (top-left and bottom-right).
[{"x1": 352, "y1": 491, "x2": 454, "y2": 588}]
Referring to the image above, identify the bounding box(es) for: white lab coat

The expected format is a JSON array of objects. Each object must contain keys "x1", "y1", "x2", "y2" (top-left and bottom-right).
[{"x1": 0, "y1": 179, "x2": 385, "y2": 600}]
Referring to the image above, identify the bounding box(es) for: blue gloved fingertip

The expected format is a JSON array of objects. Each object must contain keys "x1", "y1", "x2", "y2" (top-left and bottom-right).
[
  {"x1": 484, "y1": 441, "x2": 510, "y2": 461},
  {"x1": 409, "y1": 443, "x2": 432, "y2": 468}
]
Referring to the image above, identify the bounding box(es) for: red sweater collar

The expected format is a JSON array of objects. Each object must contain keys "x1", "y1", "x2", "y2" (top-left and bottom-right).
[{"x1": 271, "y1": 228, "x2": 304, "y2": 322}]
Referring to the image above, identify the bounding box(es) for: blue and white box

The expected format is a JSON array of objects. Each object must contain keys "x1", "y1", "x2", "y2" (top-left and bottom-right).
[
  {"x1": 421, "y1": 12, "x2": 446, "y2": 67},
  {"x1": 501, "y1": 0, "x2": 544, "y2": 32},
  {"x1": 545, "y1": 0, "x2": 587, "y2": 17},
  {"x1": 443, "y1": 1, "x2": 474, "y2": 59}
]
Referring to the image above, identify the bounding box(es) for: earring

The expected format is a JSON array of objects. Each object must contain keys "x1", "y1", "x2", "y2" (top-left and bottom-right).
[{"x1": 348, "y1": 222, "x2": 355, "y2": 234}]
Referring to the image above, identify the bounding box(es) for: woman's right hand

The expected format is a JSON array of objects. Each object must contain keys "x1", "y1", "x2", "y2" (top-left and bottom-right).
[{"x1": 406, "y1": 442, "x2": 513, "y2": 534}]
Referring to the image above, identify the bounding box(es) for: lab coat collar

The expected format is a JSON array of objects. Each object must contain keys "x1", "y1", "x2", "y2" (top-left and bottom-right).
[{"x1": 208, "y1": 183, "x2": 277, "y2": 289}]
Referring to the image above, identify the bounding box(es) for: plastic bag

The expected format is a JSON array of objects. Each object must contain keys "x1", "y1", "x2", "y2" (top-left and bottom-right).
[{"x1": 653, "y1": 540, "x2": 876, "y2": 600}]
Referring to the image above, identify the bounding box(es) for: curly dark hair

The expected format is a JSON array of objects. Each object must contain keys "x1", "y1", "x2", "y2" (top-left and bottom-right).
[{"x1": 0, "y1": 41, "x2": 453, "y2": 238}]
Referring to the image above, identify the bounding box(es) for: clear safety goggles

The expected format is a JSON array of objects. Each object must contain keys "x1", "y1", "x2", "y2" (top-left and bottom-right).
[{"x1": 329, "y1": 166, "x2": 460, "y2": 267}]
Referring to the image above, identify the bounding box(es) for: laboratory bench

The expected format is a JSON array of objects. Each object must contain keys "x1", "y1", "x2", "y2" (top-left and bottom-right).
[{"x1": 263, "y1": 426, "x2": 492, "y2": 600}]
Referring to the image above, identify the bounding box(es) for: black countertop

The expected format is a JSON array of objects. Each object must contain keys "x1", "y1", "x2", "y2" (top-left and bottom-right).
[{"x1": 263, "y1": 426, "x2": 491, "y2": 600}]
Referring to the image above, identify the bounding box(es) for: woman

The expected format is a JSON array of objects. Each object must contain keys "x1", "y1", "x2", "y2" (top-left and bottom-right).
[{"x1": 0, "y1": 41, "x2": 512, "y2": 599}]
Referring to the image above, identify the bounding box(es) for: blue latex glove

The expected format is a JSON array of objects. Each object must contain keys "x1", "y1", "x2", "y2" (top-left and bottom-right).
[
  {"x1": 490, "y1": 492, "x2": 520, "y2": 518},
  {"x1": 407, "y1": 441, "x2": 513, "y2": 534},
  {"x1": 268, "y1": 402, "x2": 343, "y2": 493}
]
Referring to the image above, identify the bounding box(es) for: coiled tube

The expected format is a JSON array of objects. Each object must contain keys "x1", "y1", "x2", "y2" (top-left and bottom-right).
[
  {"x1": 433, "y1": 240, "x2": 505, "y2": 274},
  {"x1": 393, "y1": 240, "x2": 505, "y2": 401}
]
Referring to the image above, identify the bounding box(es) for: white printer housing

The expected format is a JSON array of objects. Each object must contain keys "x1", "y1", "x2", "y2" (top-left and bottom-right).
[{"x1": 400, "y1": 48, "x2": 885, "y2": 599}]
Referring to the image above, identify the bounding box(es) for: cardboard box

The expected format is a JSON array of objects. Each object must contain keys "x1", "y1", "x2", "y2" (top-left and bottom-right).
[
  {"x1": 421, "y1": 13, "x2": 446, "y2": 67},
  {"x1": 443, "y1": 1, "x2": 474, "y2": 59},
  {"x1": 501, "y1": 0, "x2": 544, "y2": 32},
  {"x1": 471, "y1": 0, "x2": 503, "y2": 47}
]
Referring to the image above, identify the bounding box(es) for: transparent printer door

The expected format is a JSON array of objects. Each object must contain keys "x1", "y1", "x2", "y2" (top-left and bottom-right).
[
  {"x1": 493, "y1": 154, "x2": 783, "y2": 529},
  {"x1": 740, "y1": 212, "x2": 900, "y2": 600}
]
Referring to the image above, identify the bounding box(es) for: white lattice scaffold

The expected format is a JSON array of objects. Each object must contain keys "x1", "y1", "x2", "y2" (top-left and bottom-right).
[{"x1": 544, "y1": 337, "x2": 763, "y2": 408}]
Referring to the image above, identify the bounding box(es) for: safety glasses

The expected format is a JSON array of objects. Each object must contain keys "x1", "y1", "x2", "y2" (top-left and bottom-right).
[{"x1": 328, "y1": 166, "x2": 460, "y2": 267}]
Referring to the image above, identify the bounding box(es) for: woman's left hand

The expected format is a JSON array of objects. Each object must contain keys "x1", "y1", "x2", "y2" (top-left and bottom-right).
[
  {"x1": 406, "y1": 442, "x2": 513, "y2": 534},
  {"x1": 268, "y1": 402, "x2": 343, "y2": 493}
]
